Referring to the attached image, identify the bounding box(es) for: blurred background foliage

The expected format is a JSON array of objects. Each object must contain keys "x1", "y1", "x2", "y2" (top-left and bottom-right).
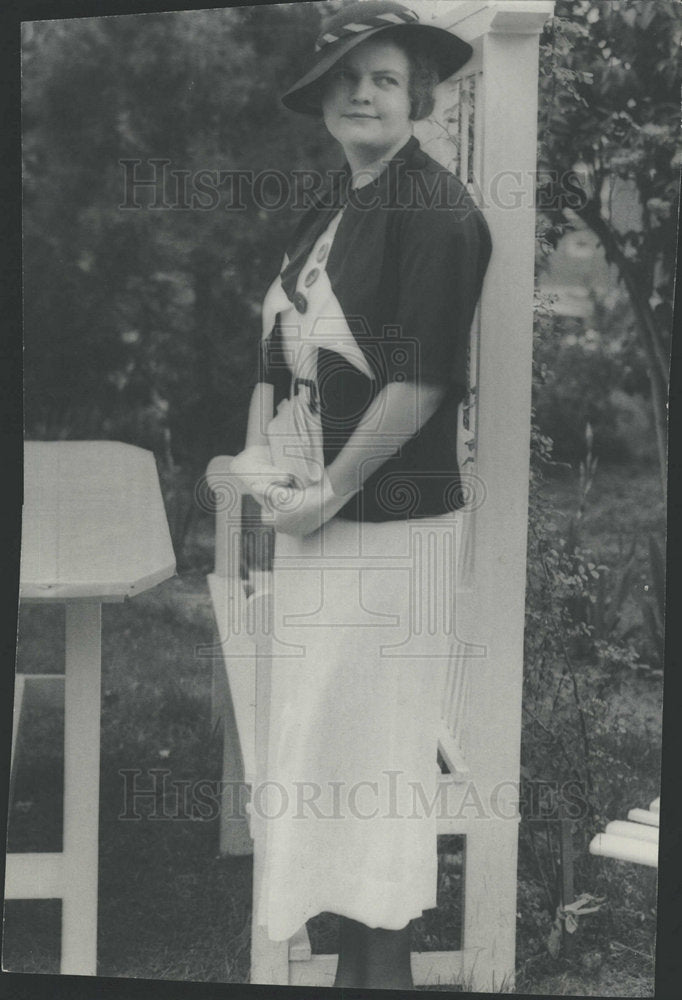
[
  {"x1": 22, "y1": 2, "x2": 343, "y2": 469},
  {"x1": 536, "y1": 0, "x2": 679, "y2": 483}
]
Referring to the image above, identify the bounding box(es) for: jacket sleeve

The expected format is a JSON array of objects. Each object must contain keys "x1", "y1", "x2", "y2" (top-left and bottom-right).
[{"x1": 385, "y1": 202, "x2": 491, "y2": 393}]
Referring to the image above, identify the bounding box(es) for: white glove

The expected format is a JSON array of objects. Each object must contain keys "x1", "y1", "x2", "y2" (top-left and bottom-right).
[
  {"x1": 269, "y1": 469, "x2": 355, "y2": 537},
  {"x1": 230, "y1": 446, "x2": 298, "y2": 503}
]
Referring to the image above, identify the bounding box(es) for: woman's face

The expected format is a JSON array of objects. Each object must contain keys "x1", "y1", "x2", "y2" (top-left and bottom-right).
[{"x1": 321, "y1": 38, "x2": 412, "y2": 164}]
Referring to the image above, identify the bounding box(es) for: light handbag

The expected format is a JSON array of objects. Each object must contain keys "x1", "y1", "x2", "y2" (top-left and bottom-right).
[{"x1": 266, "y1": 390, "x2": 325, "y2": 490}]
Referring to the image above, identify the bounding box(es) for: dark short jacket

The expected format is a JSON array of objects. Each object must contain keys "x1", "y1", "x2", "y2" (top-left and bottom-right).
[{"x1": 258, "y1": 135, "x2": 492, "y2": 521}]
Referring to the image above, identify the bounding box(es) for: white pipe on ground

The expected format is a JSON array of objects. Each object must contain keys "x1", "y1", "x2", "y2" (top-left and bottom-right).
[{"x1": 589, "y1": 833, "x2": 658, "y2": 868}]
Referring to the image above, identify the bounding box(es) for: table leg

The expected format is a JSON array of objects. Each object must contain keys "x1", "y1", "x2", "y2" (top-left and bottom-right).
[{"x1": 61, "y1": 600, "x2": 101, "y2": 976}]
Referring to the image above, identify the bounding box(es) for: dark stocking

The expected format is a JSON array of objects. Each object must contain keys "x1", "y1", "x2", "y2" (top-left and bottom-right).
[
  {"x1": 362, "y1": 923, "x2": 414, "y2": 990},
  {"x1": 333, "y1": 916, "x2": 414, "y2": 990},
  {"x1": 333, "y1": 916, "x2": 365, "y2": 987}
]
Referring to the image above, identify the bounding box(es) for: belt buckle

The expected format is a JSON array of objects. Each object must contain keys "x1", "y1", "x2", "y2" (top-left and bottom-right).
[{"x1": 293, "y1": 376, "x2": 319, "y2": 415}]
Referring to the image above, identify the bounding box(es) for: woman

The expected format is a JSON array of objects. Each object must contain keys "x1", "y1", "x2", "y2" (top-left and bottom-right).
[{"x1": 231, "y1": 1, "x2": 492, "y2": 989}]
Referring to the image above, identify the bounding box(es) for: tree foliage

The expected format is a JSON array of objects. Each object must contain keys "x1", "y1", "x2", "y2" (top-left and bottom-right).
[
  {"x1": 537, "y1": 0, "x2": 681, "y2": 488},
  {"x1": 22, "y1": 4, "x2": 339, "y2": 470}
]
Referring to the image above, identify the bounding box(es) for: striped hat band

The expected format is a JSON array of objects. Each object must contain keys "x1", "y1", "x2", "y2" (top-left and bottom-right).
[
  {"x1": 315, "y1": 7, "x2": 419, "y2": 52},
  {"x1": 281, "y1": 1, "x2": 473, "y2": 116}
]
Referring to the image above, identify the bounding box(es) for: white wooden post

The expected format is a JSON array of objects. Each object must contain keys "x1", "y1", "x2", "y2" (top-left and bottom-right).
[
  {"x1": 431, "y1": 2, "x2": 554, "y2": 991},
  {"x1": 206, "y1": 2, "x2": 554, "y2": 988},
  {"x1": 204, "y1": 458, "x2": 289, "y2": 978},
  {"x1": 205, "y1": 457, "x2": 255, "y2": 855},
  {"x1": 249, "y1": 592, "x2": 290, "y2": 985},
  {"x1": 62, "y1": 600, "x2": 102, "y2": 976}
]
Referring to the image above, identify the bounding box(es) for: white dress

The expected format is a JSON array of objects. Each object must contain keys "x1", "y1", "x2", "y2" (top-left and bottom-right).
[{"x1": 254, "y1": 208, "x2": 461, "y2": 942}]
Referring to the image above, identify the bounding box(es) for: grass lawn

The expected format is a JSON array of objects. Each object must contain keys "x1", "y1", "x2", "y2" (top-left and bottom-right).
[{"x1": 3, "y1": 459, "x2": 663, "y2": 993}]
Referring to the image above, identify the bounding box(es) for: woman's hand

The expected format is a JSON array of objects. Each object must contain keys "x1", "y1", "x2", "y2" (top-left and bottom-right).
[{"x1": 269, "y1": 470, "x2": 353, "y2": 537}]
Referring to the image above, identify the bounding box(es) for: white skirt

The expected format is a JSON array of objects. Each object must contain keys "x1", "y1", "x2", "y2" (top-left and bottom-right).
[{"x1": 255, "y1": 509, "x2": 462, "y2": 942}]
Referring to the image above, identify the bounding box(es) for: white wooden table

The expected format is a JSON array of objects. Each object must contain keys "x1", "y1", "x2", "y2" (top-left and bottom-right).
[{"x1": 6, "y1": 440, "x2": 176, "y2": 975}]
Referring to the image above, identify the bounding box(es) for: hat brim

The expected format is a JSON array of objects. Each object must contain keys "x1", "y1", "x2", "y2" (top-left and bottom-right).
[{"x1": 281, "y1": 23, "x2": 473, "y2": 117}]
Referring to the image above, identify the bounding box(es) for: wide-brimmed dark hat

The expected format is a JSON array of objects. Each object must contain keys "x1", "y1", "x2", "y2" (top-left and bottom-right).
[{"x1": 281, "y1": 0, "x2": 473, "y2": 116}]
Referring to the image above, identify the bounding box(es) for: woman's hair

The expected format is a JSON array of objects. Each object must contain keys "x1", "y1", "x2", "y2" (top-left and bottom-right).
[{"x1": 379, "y1": 27, "x2": 439, "y2": 121}]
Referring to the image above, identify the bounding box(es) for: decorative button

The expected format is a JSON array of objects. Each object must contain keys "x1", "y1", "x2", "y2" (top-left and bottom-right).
[
  {"x1": 293, "y1": 291, "x2": 308, "y2": 313},
  {"x1": 316, "y1": 243, "x2": 329, "y2": 262},
  {"x1": 304, "y1": 268, "x2": 320, "y2": 288}
]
